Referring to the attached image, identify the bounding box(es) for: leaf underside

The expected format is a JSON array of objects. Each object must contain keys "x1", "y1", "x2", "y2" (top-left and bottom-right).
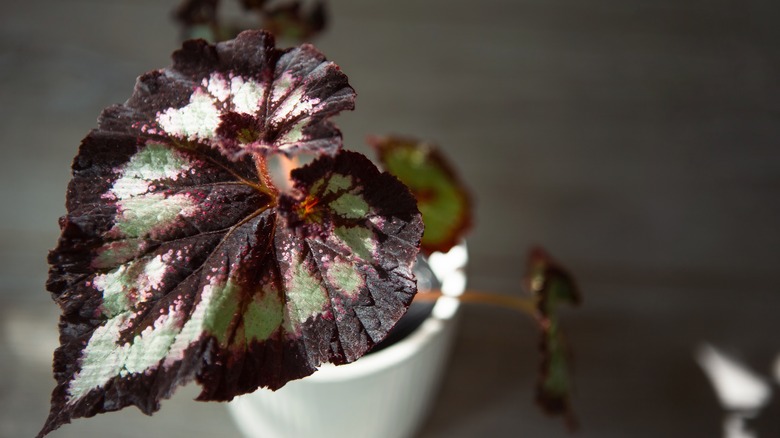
[
  {"x1": 526, "y1": 247, "x2": 581, "y2": 430},
  {"x1": 41, "y1": 31, "x2": 422, "y2": 437},
  {"x1": 370, "y1": 136, "x2": 472, "y2": 255}
]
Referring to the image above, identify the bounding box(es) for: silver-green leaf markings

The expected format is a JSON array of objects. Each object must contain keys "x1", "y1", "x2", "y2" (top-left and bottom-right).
[
  {"x1": 101, "y1": 30, "x2": 354, "y2": 159},
  {"x1": 41, "y1": 32, "x2": 420, "y2": 438}
]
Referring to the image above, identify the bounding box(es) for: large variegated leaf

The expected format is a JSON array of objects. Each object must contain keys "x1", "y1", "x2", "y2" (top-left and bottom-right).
[
  {"x1": 100, "y1": 30, "x2": 354, "y2": 159},
  {"x1": 41, "y1": 34, "x2": 419, "y2": 438}
]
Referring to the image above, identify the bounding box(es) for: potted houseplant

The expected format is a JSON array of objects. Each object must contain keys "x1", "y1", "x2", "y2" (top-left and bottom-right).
[{"x1": 38, "y1": 14, "x2": 580, "y2": 438}]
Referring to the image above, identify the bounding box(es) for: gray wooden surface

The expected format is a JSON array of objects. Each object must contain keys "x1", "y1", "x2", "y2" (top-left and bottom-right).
[{"x1": 2, "y1": 0, "x2": 779, "y2": 437}]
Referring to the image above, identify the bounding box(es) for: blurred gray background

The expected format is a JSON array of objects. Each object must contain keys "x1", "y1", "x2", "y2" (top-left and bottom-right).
[{"x1": 2, "y1": 0, "x2": 780, "y2": 437}]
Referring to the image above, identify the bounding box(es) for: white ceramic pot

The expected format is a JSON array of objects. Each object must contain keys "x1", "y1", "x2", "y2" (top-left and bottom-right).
[{"x1": 226, "y1": 244, "x2": 468, "y2": 438}]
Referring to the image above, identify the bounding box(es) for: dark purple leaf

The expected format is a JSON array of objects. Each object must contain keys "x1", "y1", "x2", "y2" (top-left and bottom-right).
[
  {"x1": 173, "y1": 0, "x2": 228, "y2": 42},
  {"x1": 262, "y1": 1, "x2": 327, "y2": 41},
  {"x1": 174, "y1": 0, "x2": 328, "y2": 43},
  {"x1": 40, "y1": 33, "x2": 418, "y2": 438},
  {"x1": 174, "y1": 0, "x2": 219, "y2": 27}
]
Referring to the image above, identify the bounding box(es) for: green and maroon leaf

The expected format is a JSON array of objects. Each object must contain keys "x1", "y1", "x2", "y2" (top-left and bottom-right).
[
  {"x1": 100, "y1": 30, "x2": 354, "y2": 159},
  {"x1": 262, "y1": 1, "x2": 327, "y2": 41},
  {"x1": 173, "y1": 0, "x2": 229, "y2": 43},
  {"x1": 370, "y1": 136, "x2": 472, "y2": 254},
  {"x1": 526, "y1": 247, "x2": 581, "y2": 430},
  {"x1": 174, "y1": 1, "x2": 327, "y2": 43},
  {"x1": 41, "y1": 35, "x2": 415, "y2": 438},
  {"x1": 174, "y1": 0, "x2": 219, "y2": 28}
]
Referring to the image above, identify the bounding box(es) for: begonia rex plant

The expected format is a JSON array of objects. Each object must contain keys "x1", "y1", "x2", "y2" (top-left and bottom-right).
[{"x1": 40, "y1": 29, "x2": 580, "y2": 437}]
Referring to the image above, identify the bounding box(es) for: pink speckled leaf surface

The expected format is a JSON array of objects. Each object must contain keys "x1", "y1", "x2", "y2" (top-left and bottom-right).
[
  {"x1": 99, "y1": 30, "x2": 354, "y2": 159},
  {"x1": 41, "y1": 31, "x2": 421, "y2": 437}
]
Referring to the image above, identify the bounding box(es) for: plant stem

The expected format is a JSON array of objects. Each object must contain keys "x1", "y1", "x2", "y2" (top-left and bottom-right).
[
  {"x1": 413, "y1": 289, "x2": 538, "y2": 317},
  {"x1": 254, "y1": 153, "x2": 279, "y2": 199}
]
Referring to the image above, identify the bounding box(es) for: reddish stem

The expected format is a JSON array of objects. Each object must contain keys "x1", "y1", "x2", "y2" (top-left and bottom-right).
[{"x1": 254, "y1": 153, "x2": 279, "y2": 200}]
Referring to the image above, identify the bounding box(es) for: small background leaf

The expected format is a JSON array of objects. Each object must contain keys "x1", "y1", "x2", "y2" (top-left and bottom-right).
[
  {"x1": 370, "y1": 135, "x2": 472, "y2": 255},
  {"x1": 261, "y1": 1, "x2": 327, "y2": 42},
  {"x1": 99, "y1": 30, "x2": 354, "y2": 159},
  {"x1": 174, "y1": 0, "x2": 328, "y2": 43},
  {"x1": 526, "y1": 246, "x2": 581, "y2": 430}
]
